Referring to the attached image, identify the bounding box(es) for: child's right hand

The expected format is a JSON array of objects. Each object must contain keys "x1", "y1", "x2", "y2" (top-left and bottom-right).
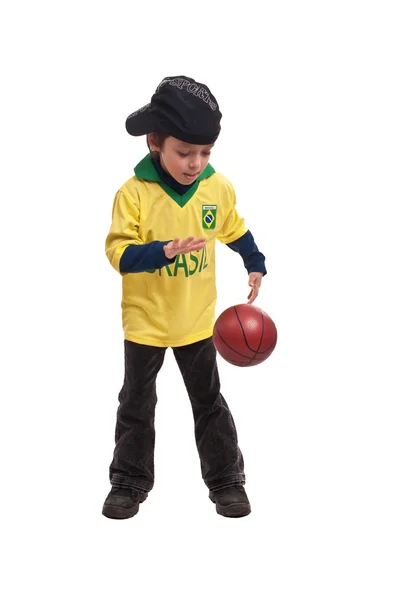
[{"x1": 164, "y1": 236, "x2": 206, "y2": 259}]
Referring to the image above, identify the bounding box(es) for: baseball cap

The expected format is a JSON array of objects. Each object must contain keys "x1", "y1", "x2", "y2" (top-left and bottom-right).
[{"x1": 125, "y1": 76, "x2": 222, "y2": 145}]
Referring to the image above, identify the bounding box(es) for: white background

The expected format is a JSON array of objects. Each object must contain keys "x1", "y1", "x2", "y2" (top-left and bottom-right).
[{"x1": 1, "y1": 1, "x2": 397, "y2": 598}]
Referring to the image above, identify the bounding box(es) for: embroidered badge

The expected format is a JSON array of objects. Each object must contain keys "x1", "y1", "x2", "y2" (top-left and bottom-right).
[{"x1": 202, "y1": 205, "x2": 217, "y2": 230}]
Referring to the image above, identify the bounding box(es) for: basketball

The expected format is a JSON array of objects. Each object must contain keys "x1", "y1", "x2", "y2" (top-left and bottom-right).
[{"x1": 213, "y1": 304, "x2": 277, "y2": 367}]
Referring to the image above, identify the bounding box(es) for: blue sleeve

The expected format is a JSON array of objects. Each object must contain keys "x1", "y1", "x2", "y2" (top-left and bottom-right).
[
  {"x1": 119, "y1": 241, "x2": 177, "y2": 273},
  {"x1": 226, "y1": 230, "x2": 267, "y2": 275}
]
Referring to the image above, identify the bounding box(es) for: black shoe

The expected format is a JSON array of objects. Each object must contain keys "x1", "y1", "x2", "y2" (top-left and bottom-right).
[
  {"x1": 209, "y1": 485, "x2": 251, "y2": 518},
  {"x1": 102, "y1": 486, "x2": 148, "y2": 519}
]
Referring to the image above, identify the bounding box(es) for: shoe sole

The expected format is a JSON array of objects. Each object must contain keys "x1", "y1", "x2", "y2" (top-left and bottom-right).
[
  {"x1": 102, "y1": 494, "x2": 148, "y2": 520},
  {"x1": 210, "y1": 498, "x2": 251, "y2": 518}
]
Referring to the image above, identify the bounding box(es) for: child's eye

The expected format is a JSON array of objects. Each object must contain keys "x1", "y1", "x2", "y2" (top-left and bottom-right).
[{"x1": 177, "y1": 151, "x2": 211, "y2": 157}]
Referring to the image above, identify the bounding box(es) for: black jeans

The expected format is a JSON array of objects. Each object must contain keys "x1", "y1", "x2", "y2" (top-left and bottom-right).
[{"x1": 109, "y1": 337, "x2": 245, "y2": 493}]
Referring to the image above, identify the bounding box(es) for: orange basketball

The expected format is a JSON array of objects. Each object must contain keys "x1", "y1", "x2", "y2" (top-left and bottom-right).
[{"x1": 213, "y1": 304, "x2": 277, "y2": 367}]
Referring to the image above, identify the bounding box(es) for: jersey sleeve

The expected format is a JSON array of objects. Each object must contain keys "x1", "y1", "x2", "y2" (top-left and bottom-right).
[
  {"x1": 105, "y1": 188, "x2": 176, "y2": 274},
  {"x1": 226, "y1": 230, "x2": 267, "y2": 275},
  {"x1": 216, "y1": 179, "x2": 248, "y2": 244},
  {"x1": 105, "y1": 189, "x2": 142, "y2": 273}
]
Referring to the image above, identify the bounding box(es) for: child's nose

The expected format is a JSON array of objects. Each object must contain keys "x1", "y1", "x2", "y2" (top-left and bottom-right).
[{"x1": 188, "y1": 155, "x2": 200, "y2": 170}]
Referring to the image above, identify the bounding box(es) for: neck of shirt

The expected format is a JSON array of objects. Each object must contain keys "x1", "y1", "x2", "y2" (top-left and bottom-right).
[{"x1": 151, "y1": 156, "x2": 196, "y2": 196}]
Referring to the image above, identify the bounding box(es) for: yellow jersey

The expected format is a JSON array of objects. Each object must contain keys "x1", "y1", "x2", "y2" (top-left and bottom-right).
[{"x1": 105, "y1": 154, "x2": 247, "y2": 347}]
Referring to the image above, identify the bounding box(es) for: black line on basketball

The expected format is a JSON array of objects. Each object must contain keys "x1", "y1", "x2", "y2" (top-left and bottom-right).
[
  {"x1": 215, "y1": 327, "x2": 254, "y2": 361},
  {"x1": 234, "y1": 306, "x2": 263, "y2": 354},
  {"x1": 252, "y1": 345, "x2": 276, "y2": 355},
  {"x1": 251, "y1": 341, "x2": 276, "y2": 362},
  {"x1": 245, "y1": 310, "x2": 266, "y2": 366}
]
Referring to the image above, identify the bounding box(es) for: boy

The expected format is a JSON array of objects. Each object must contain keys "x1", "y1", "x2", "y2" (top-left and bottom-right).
[{"x1": 103, "y1": 76, "x2": 266, "y2": 519}]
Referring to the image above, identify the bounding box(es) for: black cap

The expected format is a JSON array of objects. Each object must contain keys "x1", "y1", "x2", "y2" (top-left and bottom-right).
[{"x1": 125, "y1": 76, "x2": 222, "y2": 145}]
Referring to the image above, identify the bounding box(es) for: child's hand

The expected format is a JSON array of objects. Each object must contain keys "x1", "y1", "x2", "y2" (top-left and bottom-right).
[
  {"x1": 164, "y1": 236, "x2": 206, "y2": 260},
  {"x1": 247, "y1": 272, "x2": 263, "y2": 304}
]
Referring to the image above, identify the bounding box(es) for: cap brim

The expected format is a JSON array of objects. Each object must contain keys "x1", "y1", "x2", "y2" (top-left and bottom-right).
[{"x1": 125, "y1": 104, "x2": 155, "y2": 136}]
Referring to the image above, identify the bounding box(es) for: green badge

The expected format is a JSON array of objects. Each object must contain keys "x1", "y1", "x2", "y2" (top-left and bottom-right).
[{"x1": 202, "y1": 205, "x2": 217, "y2": 230}]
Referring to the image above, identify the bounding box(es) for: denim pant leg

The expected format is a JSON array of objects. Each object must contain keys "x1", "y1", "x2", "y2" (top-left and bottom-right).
[
  {"x1": 109, "y1": 340, "x2": 166, "y2": 493},
  {"x1": 172, "y1": 337, "x2": 245, "y2": 491}
]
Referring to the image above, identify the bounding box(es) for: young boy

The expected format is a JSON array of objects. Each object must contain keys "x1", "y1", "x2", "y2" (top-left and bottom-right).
[{"x1": 103, "y1": 76, "x2": 266, "y2": 519}]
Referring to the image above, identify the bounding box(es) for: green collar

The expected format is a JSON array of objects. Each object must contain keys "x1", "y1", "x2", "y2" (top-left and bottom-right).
[{"x1": 134, "y1": 154, "x2": 216, "y2": 207}]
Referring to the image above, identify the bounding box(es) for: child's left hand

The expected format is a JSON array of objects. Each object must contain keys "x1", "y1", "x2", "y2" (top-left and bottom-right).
[{"x1": 247, "y1": 272, "x2": 263, "y2": 304}]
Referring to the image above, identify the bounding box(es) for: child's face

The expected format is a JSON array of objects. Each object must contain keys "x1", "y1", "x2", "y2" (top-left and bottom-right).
[{"x1": 155, "y1": 136, "x2": 214, "y2": 185}]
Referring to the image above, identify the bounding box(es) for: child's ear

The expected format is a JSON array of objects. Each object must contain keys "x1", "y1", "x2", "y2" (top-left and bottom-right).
[{"x1": 147, "y1": 133, "x2": 160, "y2": 152}]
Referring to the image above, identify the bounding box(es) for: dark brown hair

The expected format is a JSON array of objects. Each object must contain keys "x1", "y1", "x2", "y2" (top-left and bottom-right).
[
  {"x1": 146, "y1": 124, "x2": 221, "y2": 160},
  {"x1": 146, "y1": 132, "x2": 169, "y2": 160}
]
